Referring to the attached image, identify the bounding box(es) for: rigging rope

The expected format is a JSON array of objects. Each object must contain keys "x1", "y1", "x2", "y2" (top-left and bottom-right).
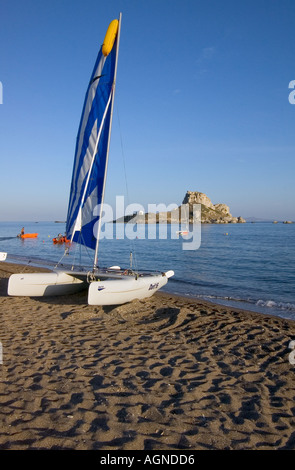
[{"x1": 115, "y1": 102, "x2": 139, "y2": 273}]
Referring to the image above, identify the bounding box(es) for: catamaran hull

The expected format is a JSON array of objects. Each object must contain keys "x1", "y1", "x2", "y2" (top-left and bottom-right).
[
  {"x1": 88, "y1": 271, "x2": 173, "y2": 306},
  {"x1": 7, "y1": 269, "x2": 174, "y2": 304},
  {"x1": 8, "y1": 272, "x2": 87, "y2": 297}
]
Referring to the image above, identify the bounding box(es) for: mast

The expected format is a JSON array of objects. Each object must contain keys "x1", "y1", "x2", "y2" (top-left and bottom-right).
[{"x1": 93, "y1": 12, "x2": 122, "y2": 269}]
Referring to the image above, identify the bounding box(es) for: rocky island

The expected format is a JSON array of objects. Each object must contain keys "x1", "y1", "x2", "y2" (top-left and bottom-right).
[
  {"x1": 119, "y1": 191, "x2": 246, "y2": 224},
  {"x1": 182, "y1": 191, "x2": 246, "y2": 224}
]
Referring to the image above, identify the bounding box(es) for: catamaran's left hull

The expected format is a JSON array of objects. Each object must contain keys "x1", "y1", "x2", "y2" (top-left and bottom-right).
[{"x1": 8, "y1": 272, "x2": 87, "y2": 297}]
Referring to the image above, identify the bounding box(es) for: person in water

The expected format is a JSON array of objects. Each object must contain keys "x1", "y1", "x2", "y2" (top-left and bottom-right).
[{"x1": 17, "y1": 227, "x2": 25, "y2": 237}]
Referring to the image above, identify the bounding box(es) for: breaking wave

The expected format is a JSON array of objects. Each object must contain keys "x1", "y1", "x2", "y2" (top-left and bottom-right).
[{"x1": 256, "y1": 299, "x2": 295, "y2": 312}]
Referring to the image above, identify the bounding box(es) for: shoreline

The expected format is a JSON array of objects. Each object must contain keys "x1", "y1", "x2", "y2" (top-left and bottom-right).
[
  {"x1": 3, "y1": 257, "x2": 294, "y2": 323},
  {"x1": 0, "y1": 262, "x2": 295, "y2": 450},
  {"x1": 156, "y1": 289, "x2": 295, "y2": 324},
  {"x1": 161, "y1": 288, "x2": 295, "y2": 324}
]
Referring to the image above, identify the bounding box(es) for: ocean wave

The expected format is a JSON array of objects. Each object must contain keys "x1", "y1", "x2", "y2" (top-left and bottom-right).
[
  {"x1": 203, "y1": 296, "x2": 295, "y2": 313},
  {"x1": 256, "y1": 299, "x2": 295, "y2": 312}
]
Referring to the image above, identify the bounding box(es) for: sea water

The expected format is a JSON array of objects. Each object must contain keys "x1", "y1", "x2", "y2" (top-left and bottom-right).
[{"x1": 0, "y1": 221, "x2": 294, "y2": 321}]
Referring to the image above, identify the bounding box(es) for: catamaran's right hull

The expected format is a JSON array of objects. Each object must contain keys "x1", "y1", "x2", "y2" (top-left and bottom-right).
[
  {"x1": 88, "y1": 271, "x2": 174, "y2": 305},
  {"x1": 8, "y1": 272, "x2": 87, "y2": 297},
  {"x1": 7, "y1": 268, "x2": 174, "y2": 305}
]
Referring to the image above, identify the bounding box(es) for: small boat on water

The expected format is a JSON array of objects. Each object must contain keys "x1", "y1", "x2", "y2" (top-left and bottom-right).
[
  {"x1": 176, "y1": 230, "x2": 189, "y2": 236},
  {"x1": 53, "y1": 235, "x2": 71, "y2": 244},
  {"x1": 18, "y1": 233, "x2": 38, "y2": 239}
]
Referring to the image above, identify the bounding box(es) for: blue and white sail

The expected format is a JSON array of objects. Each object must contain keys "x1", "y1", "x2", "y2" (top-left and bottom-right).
[{"x1": 66, "y1": 17, "x2": 121, "y2": 262}]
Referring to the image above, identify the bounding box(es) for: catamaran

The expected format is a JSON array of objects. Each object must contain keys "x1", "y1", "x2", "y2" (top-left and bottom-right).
[{"x1": 7, "y1": 13, "x2": 174, "y2": 305}]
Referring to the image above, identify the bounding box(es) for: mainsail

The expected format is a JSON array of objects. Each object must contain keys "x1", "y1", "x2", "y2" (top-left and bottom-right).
[{"x1": 66, "y1": 17, "x2": 120, "y2": 263}]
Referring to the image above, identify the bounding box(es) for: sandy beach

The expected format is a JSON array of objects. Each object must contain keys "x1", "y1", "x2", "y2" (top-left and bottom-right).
[{"x1": 0, "y1": 262, "x2": 295, "y2": 451}]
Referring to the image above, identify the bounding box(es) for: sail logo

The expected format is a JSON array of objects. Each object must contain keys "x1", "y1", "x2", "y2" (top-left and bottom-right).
[
  {"x1": 0, "y1": 81, "x2": 2, "y2": 104},
  {"x1": 288, "y1": 80, "x2": 295, "y2": 104}
]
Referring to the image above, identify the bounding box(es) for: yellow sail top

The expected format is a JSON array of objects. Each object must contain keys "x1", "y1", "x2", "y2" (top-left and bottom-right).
[{"x1": 102, "y1": 19, "x2": 119, "y2": 57}]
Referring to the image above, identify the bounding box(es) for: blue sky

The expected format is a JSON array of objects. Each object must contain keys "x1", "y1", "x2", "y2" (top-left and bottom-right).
[{"x1": 0, "y1": 0, "x2": 294, "y2": 221}]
